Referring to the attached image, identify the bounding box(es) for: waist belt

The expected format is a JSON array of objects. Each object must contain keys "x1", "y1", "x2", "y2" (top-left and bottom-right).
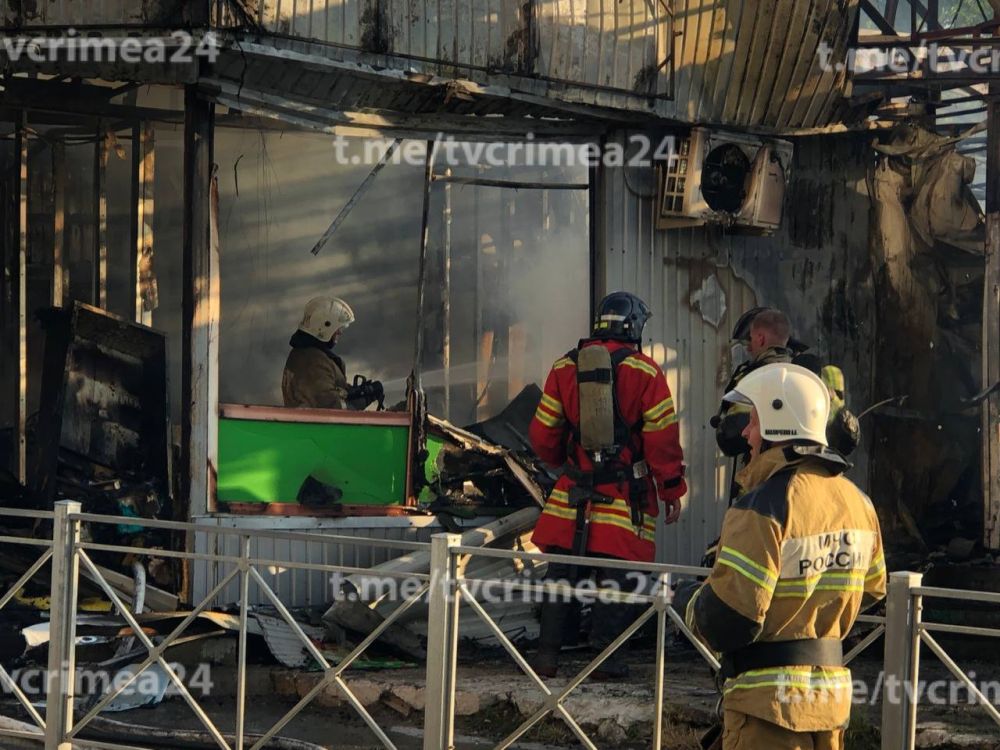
[
  {"x1": 722, "y1": 638, "x2": 844, "y2": 680},
  {"x1": 565, "y1": 460, "x2": 649, "y2": 487}
]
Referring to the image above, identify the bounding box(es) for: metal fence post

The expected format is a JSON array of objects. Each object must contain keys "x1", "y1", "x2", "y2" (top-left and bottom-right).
[
  {"x1": 45, "y1": 500, "x2": 82, "y2": 750},
  {"x1": 881, "y1": 571, "x2": 923, "y2": 750},
  {"x1": 423, "y1": 533, "x2": 461, "y2": 750}
]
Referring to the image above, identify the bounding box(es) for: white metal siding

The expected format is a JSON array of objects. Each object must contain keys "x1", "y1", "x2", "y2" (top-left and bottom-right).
[{"x1": 191, "y1": 515, "x2": 452, "y2": 607}]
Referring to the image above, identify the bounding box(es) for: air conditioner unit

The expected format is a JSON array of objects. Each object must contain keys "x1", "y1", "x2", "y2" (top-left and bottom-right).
[{"x1": 656, "y1": 127, "x2": 793, "y2": 233}]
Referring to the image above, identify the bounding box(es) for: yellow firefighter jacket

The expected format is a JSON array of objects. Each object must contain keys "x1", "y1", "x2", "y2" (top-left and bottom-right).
[{"x1": 686, "y1": 445, "x2": 887, "y2": 732}]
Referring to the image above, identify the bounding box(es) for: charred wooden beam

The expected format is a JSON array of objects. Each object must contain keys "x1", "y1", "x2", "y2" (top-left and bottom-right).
[
  {"x1": 985, "y1": 89, "x2": 1000, "y2": 551},
  {"x1": 181, "y1": 88, "x2": 218, "y2": 520},
  {"x1": 860, "y1": 0, "x2": 900, "y2": 36},
  {"x1": 13, "y1": 113, "x2": 28, "y2": 483},
  {"x1": 133, "y1": 123, "x2": 155, "y2": 326},
  {"x1": 52, "y1": 141, "x2": 66, "y2": 307},
  {"x1": 92, "y1": 122, "x2": 108, "y2": 309}
]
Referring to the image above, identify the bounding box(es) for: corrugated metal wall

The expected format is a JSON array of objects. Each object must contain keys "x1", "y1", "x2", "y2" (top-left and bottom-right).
[
  {"x1": 239, "y1": 0, "x2": 667, "y2": 95},
  {"x1": 597, "y1": 131, "x2": 877, "y2": 565},
  {"x1": 191, "y1": 515, "x2": 451, "y2": 607},
  {"x1": 10, "y1": 1, "x2": 859, "y2": 131},
  {"x1": 226, "y1": 0, "x2": 858, "y2": 129}
]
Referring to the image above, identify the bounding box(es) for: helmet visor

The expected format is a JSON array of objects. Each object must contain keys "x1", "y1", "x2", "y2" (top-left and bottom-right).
[{"x1": 722, "y1": 388, "x2": 753, "y2": 406}]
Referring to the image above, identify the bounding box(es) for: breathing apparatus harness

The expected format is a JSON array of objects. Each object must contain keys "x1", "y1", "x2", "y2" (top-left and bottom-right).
[{"x1": 562, "y1": 342, "x2": 654, "y2": 555}]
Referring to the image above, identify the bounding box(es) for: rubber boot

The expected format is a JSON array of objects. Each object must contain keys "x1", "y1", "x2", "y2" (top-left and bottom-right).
[{"x1": 532, "y1": 600, "x2": 571, "y2": 678}]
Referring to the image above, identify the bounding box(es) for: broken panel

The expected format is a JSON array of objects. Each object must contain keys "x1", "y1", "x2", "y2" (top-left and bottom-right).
[{"x1": 34, "y1": 302, "x2": 170, "y2": 507}]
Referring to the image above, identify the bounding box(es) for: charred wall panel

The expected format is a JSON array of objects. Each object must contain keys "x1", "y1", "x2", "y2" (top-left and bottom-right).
[{"x1": 34, "y1": 302, "x2": 170, "y2": 504}]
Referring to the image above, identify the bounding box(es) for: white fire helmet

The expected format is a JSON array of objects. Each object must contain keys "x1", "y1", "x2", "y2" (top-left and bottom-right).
[
  {"x1": 722, "y1": 363, "x2": 830, "y2": 447},
  {"x1": 297, "y1": 297, "x2": 355, "y2": 343}
]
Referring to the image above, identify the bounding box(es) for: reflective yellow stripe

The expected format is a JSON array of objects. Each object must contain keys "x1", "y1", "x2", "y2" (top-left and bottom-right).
[
  {"x1": 724, "y1": 667, "x2": 852, "y2": 695},
  {"x1": 543, "y1": 491, "x2": 655, "y2": 540},
  {"x1": 541, "y1": 505, "x2": 576, "y2": 521},
  {"x1": 533, "y1": 407, "x2": 563, "y2": 428},
  {"x1": 643, "y1": 397, "x2": 674, "y2": 421},
  {"x1": 866, "y1": 555, "x2": 886, "y2": 582},
  {"x1": 717, "y1": 547, "x2": 778, "y2": 591},
  {"x1": 620, "y1": 357, "x2": 659, "y2": 378},
  {"x1": 553, "y1": 357, "x2": 575, "y2": 370},
  {"x1": 774, "y1": 569, "x2": 867, "y2": 598},
  {"x1": 540, "y1": 393, "x2": 563, "y2": 415},
  {"x1": 642, "y1": 412, "x2": 678, "y2": 432}
]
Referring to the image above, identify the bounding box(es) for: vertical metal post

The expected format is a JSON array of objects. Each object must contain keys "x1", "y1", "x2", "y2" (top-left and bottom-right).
[
  {"x1": 14, "y1": 114, "x2": 28, "y2": 483},
  {"x1": 881, "y1": 571, "x2": 922, "y2": 750},
  {"x1": 652, "y1": 574, "x2": 668, "y2": 748},
  {"x1": 414, "y1": 140, "x2": 436, "y2": 395},
  {"x1": 235, "y1": 535, "x2": 250, "y2": 750},
  {"x1": 423, "y1": 533, "x2": 460, "y2": 750},
  {"x1": 45, "y1": 500, "x2": 82, "y2": 750},
  {"x1": 442, "y1": 168, "x2": 452, "y2": 421}
]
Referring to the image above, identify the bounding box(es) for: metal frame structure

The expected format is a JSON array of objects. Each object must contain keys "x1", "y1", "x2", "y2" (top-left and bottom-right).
[
  {"x1": 880, "y1": 570, "x2": 1000, "y2": 750},
  {"x1": 13, "y1": 512, "x2": 992, "y2": 750},
  {"x1": 420, "y1": 535, "x2": 889, "y2": 750},
  {"x1": 15, "y1": 501, "x2": 434, "y2": 750},
  {"x1": 0, "y1": 509, "x2": 56, "y2": 743}
]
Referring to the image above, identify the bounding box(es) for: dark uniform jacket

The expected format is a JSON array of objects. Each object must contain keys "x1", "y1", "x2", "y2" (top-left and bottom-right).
[{"x1": 281, "y1": 331, "x2": 349, "y2": 409}]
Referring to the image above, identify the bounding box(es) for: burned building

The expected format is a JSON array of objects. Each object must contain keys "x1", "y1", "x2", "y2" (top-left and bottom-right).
[{"x1": 0, "y1": 0, "x2": 996, "y2": 608}]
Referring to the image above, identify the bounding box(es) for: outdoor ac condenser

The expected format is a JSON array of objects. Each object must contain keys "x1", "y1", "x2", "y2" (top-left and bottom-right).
[{"x1": 656, "y1": 127, "x2": 793, "y2": 234}]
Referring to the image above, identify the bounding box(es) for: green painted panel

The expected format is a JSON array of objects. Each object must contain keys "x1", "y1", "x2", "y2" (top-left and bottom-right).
[{"x1": 217, "y1": 418, "x2": 409, "y2": 505}]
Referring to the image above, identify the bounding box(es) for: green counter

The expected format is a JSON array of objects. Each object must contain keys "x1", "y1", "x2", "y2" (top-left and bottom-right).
[{"x1": 217, "y1": 416, "x2": 410, "y2": 505}]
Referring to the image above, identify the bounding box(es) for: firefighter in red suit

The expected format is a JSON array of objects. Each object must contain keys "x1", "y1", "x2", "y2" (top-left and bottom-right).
[{"x1": 529, "y1": 291, "x2": 687, "y2": 679}]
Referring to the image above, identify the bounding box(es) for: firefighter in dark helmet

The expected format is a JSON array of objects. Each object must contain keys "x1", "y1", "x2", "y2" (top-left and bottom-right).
[{"x1": 528, "y1": 291, "x2": 687, "y2": 679}]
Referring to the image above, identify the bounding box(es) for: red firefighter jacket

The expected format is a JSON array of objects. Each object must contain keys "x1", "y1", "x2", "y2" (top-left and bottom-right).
[{"x1": 528, "y1": 339, "x2": 687, "y2": 562}]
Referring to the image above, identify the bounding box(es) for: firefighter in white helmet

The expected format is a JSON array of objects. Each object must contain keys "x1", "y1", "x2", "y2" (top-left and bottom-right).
[
  {"x1": 674, "y1": 363, "x2": 886, "y2": 750},
  {"x1": 282, "y1": 297, "x2": 382, "y2": 410}
]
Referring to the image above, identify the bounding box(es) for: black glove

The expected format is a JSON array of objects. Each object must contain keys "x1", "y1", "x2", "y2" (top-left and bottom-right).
[
  {"x1": 671, "y1": 580, "x2": 703, "y2": 621},
  {"x1": 346, "y1": 375, "x2": 385, "y2": 410}
]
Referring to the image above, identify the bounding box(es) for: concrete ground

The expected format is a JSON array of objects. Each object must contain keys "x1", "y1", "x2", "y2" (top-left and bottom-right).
[{"x1": 1, "y1": 646, "x2": 998, "y2": 748}]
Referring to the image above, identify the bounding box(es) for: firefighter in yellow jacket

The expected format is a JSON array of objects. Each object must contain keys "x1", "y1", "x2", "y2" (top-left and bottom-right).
[{"x1": 676, "y1": 363, "x2": 886, "y2": 750}]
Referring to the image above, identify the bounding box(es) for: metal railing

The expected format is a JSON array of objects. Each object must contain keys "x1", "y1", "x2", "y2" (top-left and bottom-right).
[
  {"x1": 0, "y1": 500, "x2": 433, "y2": 750},
  {"x1": 421, "y1": 534, "x2": 719, "y2": 750},
  {"x1": 0, "y1": 508, "x2": 55, "y2": 745},
  {"x1": 6, "y1": 503, "x2": 997, "y2": 750},
  {"x1": 880, "y1": 571, "x2": 1000, "y2": 750}
]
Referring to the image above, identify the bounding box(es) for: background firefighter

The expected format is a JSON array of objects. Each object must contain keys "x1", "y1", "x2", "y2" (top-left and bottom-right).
[
  {"x1": 527, "y1": 291, "x2": 687, "y2": 680},
  {"x1": 282, "y1": 296, "x2": 384, "y2": 410},
  {"x1": 675, "y1": 363, "x2": 887, "y2": 750},
  {"x1": 713, "y1": 307, "x2": 797, "y2": 461}
]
